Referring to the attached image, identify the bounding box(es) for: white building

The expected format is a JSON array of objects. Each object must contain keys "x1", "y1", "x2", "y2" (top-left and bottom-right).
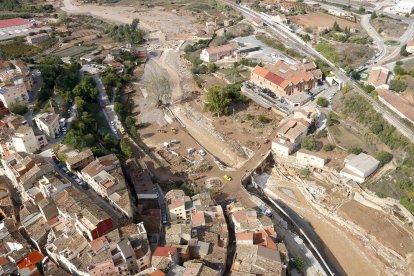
[
  {"x1": 34, "y1": 112, "x2": 60, "y2": 139},
  {"x1": 11, "y1": 125, "x2": 46, "y2": 154},
  {"x1": 296, "y1": 150, "x2": 326, "y2": 169},
  {"x1": 395, "y1": 1, "x2": 414, "y2": 14},
  {"x1": 340, "y1": 153, "x2": 380, "y2": 183},
  {"x1": 200, "y1": 43, "x2": 239, "y2": 62},
  {"x1": 0, "y1": 83, "x2": 28, "y2": 108}
]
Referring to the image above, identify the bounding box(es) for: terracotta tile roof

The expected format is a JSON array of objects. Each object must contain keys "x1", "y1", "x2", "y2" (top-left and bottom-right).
[
  {"x1": 153, "y1": 246, "x2": 177, "y2": 257},
  {"x1": 169, "y1": 198, "x2": 185, "y2": 210},
  {"x1": 252, "y1": 66, "x2": 269, "y2": 78},
  {"x1": 16, "y1": 250, "x2": 44, "y2": 271},
  {"x1": 0, "y1": 18, "x2": 31, "y2": 29},
  {"x1": 0, "y1": 256, "x2": 8, "y2": 266},
  {"x1": 149, "y1": 269, "x2": 166, "y2": 276},
  {"x1": 206, "y1": 43, "x2": 238, "y2": 55},
  {"x1": 377, "y1": 89, "x2": 414, "y2": 122},
  {"x1": 233, "y1": 210, "x2": 248, "y2": 223},
  {"x1": 264, "y1": 71, "x2": 285, "y2": 86},
  {"x1": 191, "y1": 211, "x2": 205, "y2": 226},
  {"x1": 408, "y1": 37, "x2": 414, "y2": 47},
  {"x1": 236, "y1": 232, "x2": 253, "y2": 241},
  {"x1": 367, "y1": 67, "x2": 389, "y2": 88}
]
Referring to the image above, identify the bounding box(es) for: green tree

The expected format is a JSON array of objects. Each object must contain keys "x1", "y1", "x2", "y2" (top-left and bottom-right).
[
  {"x1": 316, "y1": 97, "x2": 329, "y2": 107},
  {"x1": 348, "y1": 146, "x2": 363, "y2": 155},
  {"x1": 371, "y1": 11, "x2": 377, "y2": 19},
  {"x1": 323, "y1": 143, "x2": 335, "y2": 151},
  {"x1": 207, "y1": 62, "x2": 217, "y2": 74},
  {"x1": 74, "y1": 96, "x2": 86, "y2": 114},
  {"x1": 125, "y1": 116, "x2": 136, "y2": 129},
  {"x1": 9, "y1": 102, "x2": 28, "y2": 115},
  {"x1": 376, "y1": 151, "x2": 393, "y2": 166},
  {"x1": 120, "y1": 139, "x2": 133, "y2": 158},
  {"x1": 389, "y1": 79, "x2": 407, "y2": 92},
  {"x1": 301, "y1": 136, "x2": 317, "y2": 151},
  {"x1": 332, "y1": 21, "x2": 341, "y2": 32},
  {"x1": 204, "y1": 86, "x2": 231, "y2": 117},
  {"x1": 394, "y1": 65, "x2": 406, "y2": 75},
  {"x1": 293, "y1": 256, "x2": 305, "y2": 271},
  {"x1": 400, "y1": 45, "x2": 410, "y2": 57}
]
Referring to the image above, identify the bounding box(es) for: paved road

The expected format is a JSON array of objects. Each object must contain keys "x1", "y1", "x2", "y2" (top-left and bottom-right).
[{"x1": 231, "y1": 3, "x2": 414, "y2": 143}]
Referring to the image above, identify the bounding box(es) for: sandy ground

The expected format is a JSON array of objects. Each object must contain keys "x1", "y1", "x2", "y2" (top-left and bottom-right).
[
  {"x1": 62, "y1": 0, "x2": 200, "y2": 35},
  {"x1": 338, "y1": 200, "x2": 414, "y2": 257},
  {"x1": 266, "y1": 174, "x2": 382, "y2": 276},
  {"x1": 290, "y1": 12, "x2": 356, "y2": 31}
]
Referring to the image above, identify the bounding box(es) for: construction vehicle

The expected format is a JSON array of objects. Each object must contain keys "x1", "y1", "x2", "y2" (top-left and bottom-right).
[
  {"x1": 171, "y1": 127, "x2": 177, "y2": 134},
  {"x1": 223, "y1": 175, "x2": 232, "y2": 181}
]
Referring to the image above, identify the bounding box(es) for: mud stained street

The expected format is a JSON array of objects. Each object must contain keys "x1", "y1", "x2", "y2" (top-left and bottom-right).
[{"x1": 265, "y1": 177, "x2": 382, "y2": 276}]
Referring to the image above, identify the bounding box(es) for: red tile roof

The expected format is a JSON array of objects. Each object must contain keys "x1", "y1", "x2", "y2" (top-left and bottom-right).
[
  {"x1": 16, "y1": 250, "x2": 44, "y2": 271},
  {"x1": 0, "y1": 256, "x2": 9, "y2": 266},
  {"x1": 0, "y1": 18, "x2": 31, "y2": 29},
  {"x1": 236, "y1": 232, "x2": 253, "y2": 241},
  {"x1": 264, "y1": 71, "x2": 285, "y2": 86},
  {"x1": 153, "y1": 246, "x2": 177, "y2": 257},
  {"x1": 149, "y1": 269, "x2": 166, "y2": 276}
]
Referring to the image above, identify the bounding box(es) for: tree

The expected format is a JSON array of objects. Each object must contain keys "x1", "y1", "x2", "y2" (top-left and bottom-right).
[
  {"x1": 74, "y1": 96, "x2": 86, "y2": 114},
  {"x1": 125, "y1": 116, "x2": 136, "y2": 129},
  {"x1": 332, "y1": 21, "x2": 341, "y2": 32},
  {"x1": 394, "y1": 65, "x2": 406, "y2": 75},
  {"x1": 323, "y1": 143, "x2": 335, "y2": 151},
  {"x1": 301, "y1": 136, "x2": 317, "y2": 151},
  {"x1": 207, "y1": 62, "x2": 217, "y2": 73},
  {"x1": 371, "y1": 11, "x2": 377, "y2": 19},
  {"x1": 316, "y1": 97, "x2": 329, "y2": 107},
  {"x1": 348, "y1": 146, "x2": 363, "y2": 155},
  {"x1": 9, "y1": 102, "x2": 28, "y2": 115},
  {"x1": 120, "y1": 139, "x2": 133, "y2": 158},
  {"x1": 376, "y1": 151, "x2": 393, "y2": 166},
  {"x1": 400, "y1": 45, "x2": 410, "y2": 57},
  {"x1": 351, "y1": 71, "x2": 360, "y2": 80},
  {"x1": 389, "y1": 79, "x2": 408, "y2": 92},
  {"x1": 358, "y1": 5, "x2": 365, "y2": 13},
  {"x1": 293, "y1": 256, "x2": 305, "y2": 271},
  {"x1": 204, "y1": 86, "x2": 231, "y2": 117}
]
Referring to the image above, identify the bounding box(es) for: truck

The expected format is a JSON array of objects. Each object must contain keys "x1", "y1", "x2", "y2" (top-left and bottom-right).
[{"x1": 259, "y1": 205, "x2": 273, "y2": 218}]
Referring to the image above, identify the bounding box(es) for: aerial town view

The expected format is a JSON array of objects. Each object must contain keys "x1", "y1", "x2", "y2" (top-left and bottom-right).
[{"x1": 1, "y1": 0, "x2": 414, "y2": 275}]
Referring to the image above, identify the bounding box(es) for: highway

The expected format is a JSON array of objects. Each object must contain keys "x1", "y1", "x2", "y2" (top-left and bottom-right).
[{"x1": 228, "y1": 2, "x2": 414, "y2": 143}]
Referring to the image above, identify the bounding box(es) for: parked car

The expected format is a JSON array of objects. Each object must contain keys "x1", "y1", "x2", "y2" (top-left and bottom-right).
[{"x1": 199, "y1": 149, "x2": 206, "y2": 156}]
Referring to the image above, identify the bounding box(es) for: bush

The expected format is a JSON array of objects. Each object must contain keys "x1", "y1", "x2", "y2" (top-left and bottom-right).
[
  {"x1": 10, "y1": 102, "x2": 28, "y2": 115},
  {"x1": 348, "y1": 147, "x2": 363, "y2": 155},
  {"x1": 317, "y1": 129, "x2": 328, "y2": 138},
  {"x1": 301, "y1": 136, "x2": 317, "y2": 151},
  {"x1": 316, "y1": 97, "x2": 329, "y2": 107},
  {"x1": 400, "y1": 45, "x2": 410, "y2": 57},
  {"x1": 293, "y1": 256, "x2": 305, "y2": 271},
  {"x1": 323, "y1": 143, "x2": 335, "y2": 151},
  {"x1": 258, "y1": 115, "x2": 268, "y2": 123},
  {"x1": 376, "y1": 151, "x2": 393, "y2": 166},
  {"x1": 389, "y1": 79, "x2": 408, "y2": 92}
]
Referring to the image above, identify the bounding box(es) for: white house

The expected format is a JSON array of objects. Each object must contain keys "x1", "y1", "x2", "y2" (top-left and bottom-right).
[
  {"x1": 11, "y1": 125, "x2": 46, "y2": 154},
  {"x1": 200, "y1": 43, "x2": 239, "y2": 62},
  {"x1": 296, "y1": 149, "x2": 326, "y2": 169},
  {"x1": 340, "y1": 153, "x2": 380, "y2": 183},
  {"x1": 34, "y1": 112, "x2": 60, "y2": 139},
  {"x1": 395, "y1": 1, "x2": 414, "y2": 14}
]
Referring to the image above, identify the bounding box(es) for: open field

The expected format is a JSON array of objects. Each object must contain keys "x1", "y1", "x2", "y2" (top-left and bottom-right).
[
  {"x1": 371, "y1": 16, "x2": 409, "y2": 39},
  {"x1": 53, "y1": 45, "x2": 97, "y2": 58},
  {"x1": 290, "y1": 12, "x2": 356, "y2": 33}
]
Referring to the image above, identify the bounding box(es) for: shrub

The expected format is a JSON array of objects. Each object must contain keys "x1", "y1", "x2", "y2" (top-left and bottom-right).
[
  {"x1": 323, "y1": 143, "x2": 335, "y2": 151},
  {"x1": 389, "y1": 79, "x2": 408, "y2": 92},
  {"x1": 258, "y1": 115, "x2": 268, "y2": 123},
  {"x1": 376, "y1": 151, "x2": 393, "y2": 166},
  {"x1": 316, "y1": 97, "x2": 329, "y2": 107},
  {"x1": 10, "y1": 102, "x2": 28, "y2": 115},
  {"x1": 301, "y1": 136, "x2": 317, "y2": 151}
]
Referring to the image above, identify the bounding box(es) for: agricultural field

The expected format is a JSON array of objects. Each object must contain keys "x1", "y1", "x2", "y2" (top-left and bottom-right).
[
  {"x1": 53, "y1": 45, "x2": 97, "y2": 58},
  {"x1": 290, "y1": 12, "x2": 356, "y2": 34},
  {"x1": 0, "y1": 38, "x2": 57, "y2": 59},
  {"x1": 370, "y1": 16, "x2": 408, "y2": 39}
]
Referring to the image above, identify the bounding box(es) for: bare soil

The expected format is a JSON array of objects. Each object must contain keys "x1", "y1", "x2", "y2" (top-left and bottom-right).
[
  {"x1": 371, "y1": 17, "x2": 409, "y2": 39},
  {"x1": 338, "y1": 200, "x2": 414, "y2": 257},
  {"x1": 290, "y1": 12, "x2": 356, "y2": 33}
]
